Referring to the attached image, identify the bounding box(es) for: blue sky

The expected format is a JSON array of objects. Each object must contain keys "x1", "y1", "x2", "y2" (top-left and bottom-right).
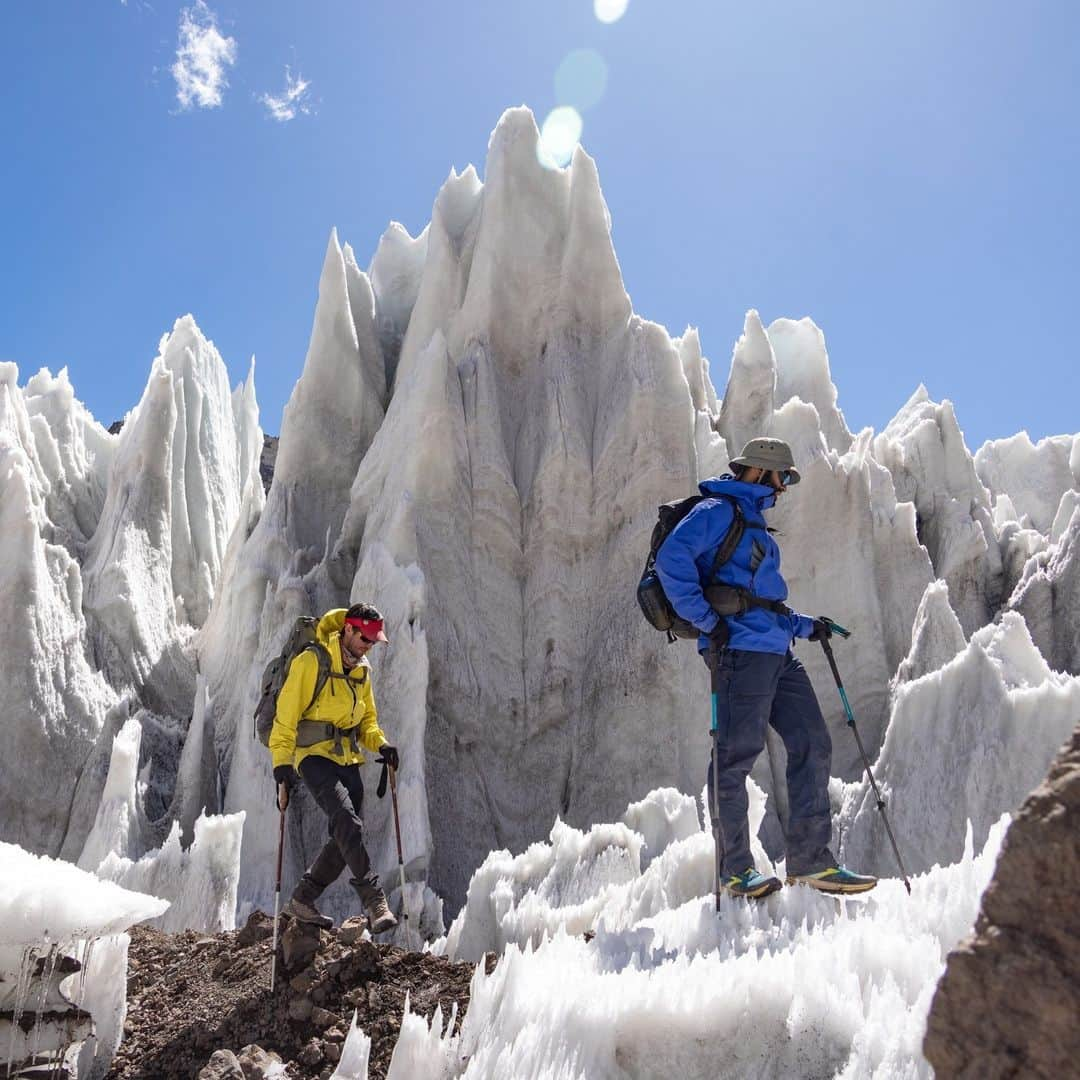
[{"x1": 3, "y1": 1, "x2": 1077, "y2": 450}]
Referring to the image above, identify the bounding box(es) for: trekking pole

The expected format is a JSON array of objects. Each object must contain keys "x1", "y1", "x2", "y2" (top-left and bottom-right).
[
  {"x1": 708, "y1": 637, "x2": 727, "y2": 913},
  {"x1": 817, "y1": 630, "x2": 912, "y2": 895},
  {"x1": 387, "y1": 765, "x2": 414, "y2": 948},
  {"x1": 270, "y1": 792, "x2": 287, "y2": 991}
]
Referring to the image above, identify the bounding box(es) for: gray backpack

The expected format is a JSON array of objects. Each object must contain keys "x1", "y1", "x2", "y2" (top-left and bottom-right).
[{"x1": 253, "y1": 616, "x2": 332, "y2": 746}]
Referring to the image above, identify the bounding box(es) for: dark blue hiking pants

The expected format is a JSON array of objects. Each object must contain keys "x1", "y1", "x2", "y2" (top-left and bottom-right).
[
  {"x1": 292, "y1": 755, "x2": 382, "y2": 905},
  {"x1": 705, "y1": 648, "x2": 835, "y2": 877}
]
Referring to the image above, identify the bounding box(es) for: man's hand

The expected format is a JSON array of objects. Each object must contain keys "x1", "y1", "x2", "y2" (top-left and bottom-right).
[
  {"x1": 273, "y1": 765, "x2": 295, "y2": 811},
  {"x1": 809, "y1": 617, "x2": 833, "y2": 642},
  {"x1": 376, "y1": 744, "x2": 400, "y2": 772}
]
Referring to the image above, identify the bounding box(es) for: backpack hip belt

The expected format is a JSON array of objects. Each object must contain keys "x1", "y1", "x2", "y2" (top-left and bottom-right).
[
  {"x1": 295, "y1": 719, "x2": 362, "y2": 757},
  {"x1": 704, "y1": 583, "x2": 792, "y2": 618}
]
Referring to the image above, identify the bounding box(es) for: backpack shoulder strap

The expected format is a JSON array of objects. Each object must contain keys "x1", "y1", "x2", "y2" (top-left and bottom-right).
[
  {"x1": 706, "y1": 496, "x2": 745, "y2": 583},
  {"x1": 303, "y1": 642, "x2": 333, "y2": 715}
]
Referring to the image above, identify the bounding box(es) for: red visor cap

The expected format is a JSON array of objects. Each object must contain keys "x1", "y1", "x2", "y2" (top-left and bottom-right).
[{"x1": 344, "y1": 616, "x2": 389, "y2": 643}]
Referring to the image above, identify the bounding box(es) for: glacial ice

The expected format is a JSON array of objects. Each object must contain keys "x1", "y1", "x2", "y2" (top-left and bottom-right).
[
  {"x1": 0, "y1": 316, "x2": 260, "y2": 861},
  {"x1": 1, "y1": 104, "x2": 1079, "y2": 1077},
  {"x1": 0, "y1": 842, "x2": 168, "y2": 1079},
  {"x1": 975, "y1": 430, "x2": 1079, "y2": 535},
  {"x1": 339, "y1": 788, "x2": 1006, "y2": 1079},
  {"x1": 839, "y1": 610, "x2": 1080, "y2": 877},
  {"x1": 78, "y1": 714, "x2": 244, "y2": 934}
]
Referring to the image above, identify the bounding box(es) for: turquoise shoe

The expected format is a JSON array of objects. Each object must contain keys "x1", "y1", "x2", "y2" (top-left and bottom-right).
[
  {"x1": 786, "y1": 865, "x2": 877, "y2": 894},
  {"x1": 723, "y1": 867, "x2": 782, "y2": 899}
]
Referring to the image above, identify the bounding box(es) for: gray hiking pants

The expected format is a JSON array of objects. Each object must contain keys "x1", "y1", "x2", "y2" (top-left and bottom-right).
[
  {"x1": 292, "y1": 755, "x2": 382, "y2": 906},
  {"x1": 706, "y1": 648, "x2": 835, "y2": 878}
]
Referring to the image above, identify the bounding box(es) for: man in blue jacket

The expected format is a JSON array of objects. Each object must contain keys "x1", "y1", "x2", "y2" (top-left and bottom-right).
[{"x1": 656, "y1": 437, "x2": 876, "y2": 899}]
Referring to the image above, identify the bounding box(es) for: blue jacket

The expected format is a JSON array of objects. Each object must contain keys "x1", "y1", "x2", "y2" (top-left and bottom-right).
[{"x1": 654, "y1": 475, "x2": 815, "y2": 654}]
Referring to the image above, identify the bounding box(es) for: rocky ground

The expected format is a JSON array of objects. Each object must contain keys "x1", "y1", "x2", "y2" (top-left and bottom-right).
[{"x1": 105, "y1": 911, "x2": 493, "y2": 1080}]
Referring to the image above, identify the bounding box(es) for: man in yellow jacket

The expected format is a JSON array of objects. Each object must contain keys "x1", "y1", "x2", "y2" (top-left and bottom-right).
[{"x1": 270, "y1": 603, "x2": 400, "y2": 933}]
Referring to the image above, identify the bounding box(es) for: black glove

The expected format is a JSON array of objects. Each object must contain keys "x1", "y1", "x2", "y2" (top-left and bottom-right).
[
  {"x1": 809, "y1": 617, "x2": 833, "y2": 642},
  {"x1": 376, "y1": 744, "x2": 400, "y2": 771}
]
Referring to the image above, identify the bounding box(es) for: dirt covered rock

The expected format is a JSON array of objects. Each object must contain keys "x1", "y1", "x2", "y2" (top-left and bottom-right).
[{"x1": 107, "y1": 911, "x2": 494, "y2": 1080}]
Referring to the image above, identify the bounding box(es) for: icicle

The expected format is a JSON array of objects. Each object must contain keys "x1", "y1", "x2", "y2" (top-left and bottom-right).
[
  {"x1": 28, "y1": 943, "x2": 58, "y2": 1064},
  {"x1": 75, "y1": 938, "x2": 97, "y2": 1010},
  {"x1": 6, "y1": 944, "x2": 36, "y2": 1077}
]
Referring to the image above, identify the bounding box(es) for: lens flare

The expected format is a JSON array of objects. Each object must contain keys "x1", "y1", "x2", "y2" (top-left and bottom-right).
[
  {"x1": 537, "y1": 106, "x2": 583, "y2": 170},
  {"x1": 555, "y1": 48, "x2": 608, "y2": 112},
  {"x1": 594, "y1": 0, "x2": 629, "y2": 24}
]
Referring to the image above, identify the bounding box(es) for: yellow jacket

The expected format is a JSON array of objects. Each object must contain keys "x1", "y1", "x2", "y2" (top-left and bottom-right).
[{"x1": 268, "y1": 608, "x2": 388, "y2": 771}]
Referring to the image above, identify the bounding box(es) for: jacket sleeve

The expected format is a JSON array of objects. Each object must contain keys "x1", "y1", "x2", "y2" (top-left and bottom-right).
[
  {"x1": 268, "y1": 651, "x2": 317, "y2": 770},
  {"x1": 358, "y1": 672, "x2": 388, "y2": 754},
  {"x1": 654, "y1": 500, "x2": 736, "y2": 635},
  {"x1": 790, "y1": 612, "x2": 817, "y2": 639}
]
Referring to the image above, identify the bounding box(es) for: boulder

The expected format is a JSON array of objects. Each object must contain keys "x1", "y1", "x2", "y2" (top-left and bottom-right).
[
  {"x1": 924, "y1": 723, "x2": 1080, "y2": 1077},
  {"x1": 281, "y1": 918, "x2": 321, "y2": 971},
  {"x1": 338, "y1": 916, "x2": 368, "y2": 946},
  {"x1": 197, "y1": 1049, "x2": 244, "y2": 1079},
  {"x1": 235, "y1": 911, "x2": 274, "y2": 948},
  {"x1": 237, "y1": 1043, "x2": 283, "y2": 1079}
]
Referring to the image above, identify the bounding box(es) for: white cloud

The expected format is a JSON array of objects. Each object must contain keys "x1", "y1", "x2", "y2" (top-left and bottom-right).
[
  {"x1": 259, "y1": 67, "x2": 312, "y2": 122},
  {"x1": 172, "y1": 1, "x2": 237, "y2": 111}
]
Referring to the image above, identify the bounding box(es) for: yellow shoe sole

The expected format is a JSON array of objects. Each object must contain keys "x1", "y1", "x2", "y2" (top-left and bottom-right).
[
  {"x1": 785, "y1": 875, "x2": 877, "y2": 894},
  {"x1": 723, "y1": 877, "x2": 782, "y2": 899}
]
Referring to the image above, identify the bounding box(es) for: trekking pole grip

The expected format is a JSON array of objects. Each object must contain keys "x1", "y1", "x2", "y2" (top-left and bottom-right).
[
  {"x1": 275, "y1": 804, "x2": 286, "y2": 884},
  {"x1": 708, "y1": 639, "x2": 718, "y2": 730}
]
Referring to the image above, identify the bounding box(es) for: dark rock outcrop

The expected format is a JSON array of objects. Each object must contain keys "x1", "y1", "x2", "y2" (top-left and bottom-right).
[
  {"x1": 924, "y1": 723, "x2": 1080, "y2": 1077},
  {"x1": 259, "y1": 435, "x2": 278, "y2": 494}
]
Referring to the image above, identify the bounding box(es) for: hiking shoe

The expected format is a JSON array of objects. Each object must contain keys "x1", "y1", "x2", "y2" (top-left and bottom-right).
[
  {"x1": 283, "y1": 898, "x2": 334, "y2": 929},
  {"x1": 722, "y1": 867, "x2": 782, "y2": 899},
  {"x1": 786, "y1": 866, "x2": 877, "y2": 894},
  {"x1": 364, "y1": 893, "x2": 398, "y2": 935}
]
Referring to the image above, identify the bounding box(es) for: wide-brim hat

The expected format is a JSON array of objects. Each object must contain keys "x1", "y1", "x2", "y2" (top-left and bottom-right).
[{"x1": 729, "y1": 437, "x2": 801, "y2": 484}]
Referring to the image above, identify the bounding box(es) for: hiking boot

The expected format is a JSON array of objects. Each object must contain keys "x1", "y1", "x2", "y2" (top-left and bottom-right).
[
  {"x1": 722, "y1": 867, "x2": 782, "y2": 899},
  {"x1": 786, "y1": 866, "x2": 877, "y2": 894},
  {"x1": 283, "y1": 897, "x2": 334, "y2": 929},
  {"x1": 364, "y1": 892, "x2": 398, "y2": 935}
]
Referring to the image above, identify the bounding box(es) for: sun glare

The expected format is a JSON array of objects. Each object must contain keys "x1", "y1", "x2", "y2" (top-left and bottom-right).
[
  {"x1": 594, "y1": 0, "x2": 629, "y2": 24},
  {"x1": 537, "y1": 106, "x2": 584, "y2": 170},
  {"x1": 555, "y1": 49, "x2": 608, "y2": 112}
]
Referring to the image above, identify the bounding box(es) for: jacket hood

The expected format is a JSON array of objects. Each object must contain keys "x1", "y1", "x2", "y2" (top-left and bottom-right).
[
  {"x1": 316, "y1": 608, "x2": 348, "y2": 644},
  {"x1": 699, "y1": 474, "x2": 777, "y2": 512}
]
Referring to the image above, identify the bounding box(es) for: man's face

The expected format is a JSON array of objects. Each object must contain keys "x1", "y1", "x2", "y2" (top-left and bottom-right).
[
  {"x1": 341, "y1": 623, "x2": 376, "y2": 665},
  {"x1": 764, "y1": 469, "x2": 789, "y2": 495},
  {"x1": 747, "y1": 467, "x2": 790, "y2": 495}
]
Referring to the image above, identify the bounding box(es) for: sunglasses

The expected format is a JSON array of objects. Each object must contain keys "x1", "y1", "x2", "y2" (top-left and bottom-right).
[
  {"x1": 345, "y1": 625, "x2": 380, "y2": 645},
  {"x1": 755, "y1": 469, "x2": 792, "y2": 486}
]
